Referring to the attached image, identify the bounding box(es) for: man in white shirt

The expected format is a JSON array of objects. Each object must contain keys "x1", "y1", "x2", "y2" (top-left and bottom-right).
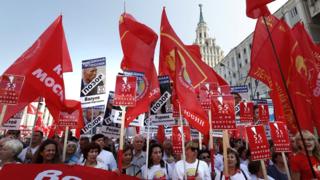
[
  {"x1": 18, "y1": 130, "x2": 43, "y2": 163},
  {"x1": 172, "y1": 141, "x2": 211, "y2": 180},
  {"x1": 131, "y1": 134, "x2": 146, "y2": 168}
]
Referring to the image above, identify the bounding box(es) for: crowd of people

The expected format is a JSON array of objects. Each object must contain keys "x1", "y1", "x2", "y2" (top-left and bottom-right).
[{"x1": 0, "y1": 127, "x2": 319, "y2": 179}]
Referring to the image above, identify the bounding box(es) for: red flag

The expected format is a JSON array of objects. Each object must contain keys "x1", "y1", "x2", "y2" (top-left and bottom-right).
[
  {"x1": 291, "y1": 23, "x2": 320, "y2": 134},
  {"x1": 157, "y1": 125, "x2": 165, "y2": 144},
  {"x1": 246, "y1": 0, "x2": 273, "y2": 19},
  {"x1": 119, "y1": 13, "x2": 160, "y2": 127},
  {"x1": 1, "y1": 16, "x2": 72, "y2": 123},
  {"x1": 46, "y1": 99, "x2": 84, "y2": 138},
  {"x1": 249, "y1": 15, "x2": 314, "y2": 133},
  {"x1": 175, "y1": 49, "x2": 209, "y2": 135},
  {"x1": 159, "y1": 8, "x2": 227, "y2": 88}
]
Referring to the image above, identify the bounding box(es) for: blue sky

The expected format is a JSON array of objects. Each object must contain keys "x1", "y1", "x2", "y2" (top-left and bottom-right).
[{"x1": 0, "y1": 0, "x2": 286, "y2": 100}]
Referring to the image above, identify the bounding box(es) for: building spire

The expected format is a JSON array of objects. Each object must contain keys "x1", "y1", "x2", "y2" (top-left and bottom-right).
[{"x1": 199, "y1": 4, "x2": 205, "y2": 24}]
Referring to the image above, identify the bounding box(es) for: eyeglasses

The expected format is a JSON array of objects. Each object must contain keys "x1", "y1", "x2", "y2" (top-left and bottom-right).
[{"x1": 200, "y1": 155, "x2": 210, "y2": 159}]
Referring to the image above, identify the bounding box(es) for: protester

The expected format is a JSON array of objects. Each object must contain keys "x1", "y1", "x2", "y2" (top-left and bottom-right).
[
  {"x1": 0, "y1": 139, "x2": 23, "y2": 168},
  {"x1": 18, "y1": 130, "x2": 43, "y2": 163},
  {"x1": 141, "y1": 143, "x2": 172, "y2": 179},
  {"x1": 4, "y1": 130, "x2": 21, "y2": 140},
  {"x1": 131, "y1": 134, "x2": 146, "y2": 168},
  {"x1": 79, "y1": 142, "x2": 107, "y2": 170},
  {"x1": 267, "y1": 152, "x2": 288, "y2": 180},
  {"x1": 238, "y1": 146, "x2": 250, "y2": 167},
  {"x1": 121, "y1": 144, "x2": 141, "y2": 177},
  {"x1": 78, "y1": 134, "x2": 117, "y2": 171},
  {"x1": 215, "y1": 147, "x2": 248, "y2": 180},
  {"x1": 75, "y1": 136, "x2": 89, "y2": 159},
  {"x1": 248, "y1": 160, "x2": 274, "y2": 180},
  {"x1": 33, "y1": 139, "x2": 61, "y2": 164},
  {"x1": 290, "y1": 130, "x2": 320, "y2": 180},
  {"x1": 162, "y1": 139, "x2": 175, "y2": 165},
  {"x1": 64, "y1": 141, "x2": 79, "y2": 164},
  {"x1": 172, "y1": 141, "x2": 210, "y2": 179}
]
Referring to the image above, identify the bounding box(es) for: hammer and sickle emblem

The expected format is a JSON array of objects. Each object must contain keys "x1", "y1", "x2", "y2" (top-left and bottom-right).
[{"x1": 295, "y1": 55, "x2": 308, "y2": 77}]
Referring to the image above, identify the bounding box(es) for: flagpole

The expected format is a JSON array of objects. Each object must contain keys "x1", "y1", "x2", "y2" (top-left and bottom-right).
[
  {"x1": 262, "y1": 16, "x2": 317, "y2": 178},
  {"x1": 178, "y1": 103, "x2": 187, "y2": 180},
  {"x1": 281, "y1": 152, "x2": 292, "y2": 180},
  {"x1": 0, "y1": 104, "x2": 7, "y2": 126},
  {"x1": 29, "y1": 97, "x2": 42, "y2": 147},
  {"x1": 145, "y1": 110, "x2": 151, "y2": 178},
  {"x1": 198, "y1": 132, "x2": 202, "y2": 150},
  {"x1": 208, "y1": 109, "x2": 215, "y2": 174},
  {"x1": 62, "y1": 126, "x2": 69, "y2": 162},
  {"x1": 260, "y1": 160, "x2": 268, "y2": 180},
  {"x1": 222, "y1": 130, "x2": 229, "y2": 177},
  {"x1": 118, "y1": 105, "x2": 127, "y2": 172}
]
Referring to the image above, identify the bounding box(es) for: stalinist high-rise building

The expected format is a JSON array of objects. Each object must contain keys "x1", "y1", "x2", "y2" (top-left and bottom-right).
[{"x1": 194, "y1": 4, "x2": 224, "y2": 68}]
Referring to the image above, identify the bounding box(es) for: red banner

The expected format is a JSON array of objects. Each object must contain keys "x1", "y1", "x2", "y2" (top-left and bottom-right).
[
  {"x1": 199, "y1": 83, "x2": 217, "y2": 110},
  {"x1": 0, "y1": 74, "x2": 25, "y2": 104},
  {"x1": 239, "y1": 102, "x2": 254, "y2": 124},
  {"x1": 211, "y1": 95, "x2": 236, "y2": 130},
  {"x1": 0, "y1": 164, "x2": 138, "y2": 179},
  {"x1": 172, "y1": 125, "x2": 191, "y2": 155},
  {"x1": 57, "y1": 110, "x2": 79, "y2": 129},
  {"x1": 113, "y1": 75, "x2": 137, "y2": 107},
  {"x1": 258, "y1": 104, "x2": 269, "y2": 124},
  {"x1": 246, "y1": 125, "x2": 271, "y2": 161},
  {"x1": 269, "y1": 122, "x2": 291, "y2": 152}
]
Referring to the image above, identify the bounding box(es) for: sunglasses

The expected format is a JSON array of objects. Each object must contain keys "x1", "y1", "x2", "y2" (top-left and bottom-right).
[{"x1": 200, "y1": 155, "x2": 210, "y2": 159}]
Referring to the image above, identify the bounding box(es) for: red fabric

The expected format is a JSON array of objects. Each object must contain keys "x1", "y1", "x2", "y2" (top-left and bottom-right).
[
  {"x1": 157, "y1": 125, "x2": 165, "y2": 144},
  {"x1": 159, "y1": 8, "x2": 227, "y2": 88},
  {"x1": 249, "y1": 15, "x2": 315, "y2": 133},
  {"x1": 0, "y1": 164, "x2": 138, "y2": 179},
  {"x1": 46, "y1": 99, "x2": 84, "y2": 138},
  {"x1": 246, "y1": 0, "x2": 273, "y2": 19},
  {"x1": 290, "y1": 152, "x2": 320, "y2": 179},
  {"x1": 119, "y1": 13, "x2": 160, "y2": 127},
  {"x1": 174, "y1": 49, "x2": 209, "y2": 135},
  {"x1": 1, "y1": 15, "x2": 72, "y2": 124},
  {"x1": 291, "y1": 22, "x2": 320, "y2": 134}
]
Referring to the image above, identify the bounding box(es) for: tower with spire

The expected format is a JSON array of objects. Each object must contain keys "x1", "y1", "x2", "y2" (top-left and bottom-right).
[{"x1": 195, "y1": 4, "x2": 224, "y2": 68}]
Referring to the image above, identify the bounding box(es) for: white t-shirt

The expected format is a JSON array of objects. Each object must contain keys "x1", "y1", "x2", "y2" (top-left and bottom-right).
[
  {"x1": 172, "y1": 159, "x2": 211, "y2": 180},
  {"x1": 141, "y1": 163, "x2": 172, "y2": 179},
  {"x1": 80, "y1": 160, "x2": 107, "y2": 170},
  {"x1": 18, "y1": 146, "x2": 39, "y2": 162},
  {"x1": 250, "y1": 174, "x2": 275, "y2": 180},
  {"x1": 214, "y1": 170, "x2": 249, "y2": 180},
  {"x1": 78, "y1": 149, "x2": 117, "y2": 170},
  {"x1": 215, "y1": 154, "x2": 224, "y2": 171}
]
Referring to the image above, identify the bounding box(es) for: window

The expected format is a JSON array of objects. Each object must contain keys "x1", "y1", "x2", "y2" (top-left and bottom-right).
[
  {"x1": 243, "y1": 48, "x2": 246, "y2": 54},
  {"x1": 239, "y1": 63, "x2": 242, "y2": 68},
  {"x1": 200, "y1": 32, "x2": 202, "y2": 38},
  {"x1": 249, "y1": 44, "x2": 252, "y2": 49},
  {"x1": 245, "y1": 59, "x2": 248, "y2": 64},
  {"x1": 232, "y1": 58, "x2": 235, "y2": 67},
  {"x1": 233, "y1": 72, "x2": 236, "y2": 78},
  {"x1": 238, "y1": 53, "x2": 241, "y2": 59}
]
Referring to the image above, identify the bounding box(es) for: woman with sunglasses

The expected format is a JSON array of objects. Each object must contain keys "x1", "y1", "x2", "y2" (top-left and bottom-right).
[
  {"x1": 290, "y1": 130, "x2": 320, "y2": 180},
  {"x1": 141, "y1": 143, "x2": 172, "y2": 179},
  {"x1": 172, "y1": 141, "x2": 211, "y2": 180}
]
